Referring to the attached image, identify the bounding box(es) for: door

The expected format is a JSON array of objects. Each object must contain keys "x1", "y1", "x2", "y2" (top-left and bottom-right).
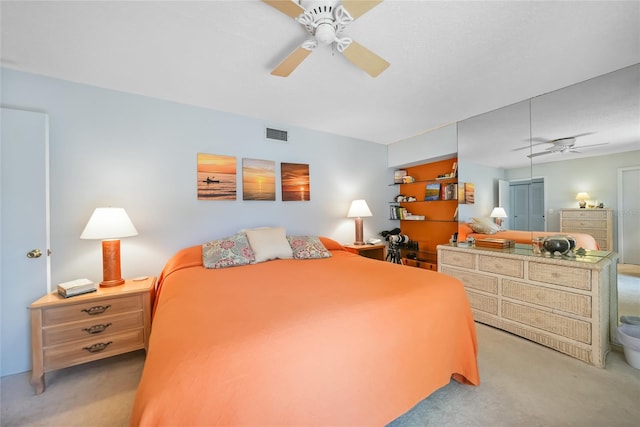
[
  {"x1": 509, "y1": 178, "x2": 545, "y2": 231},
  {"x1": 618, "y1": 166, "x2": 640, "y2": 264},
  {"x1": 1, "y1": 108, "x2": 50, "y2": 376}
]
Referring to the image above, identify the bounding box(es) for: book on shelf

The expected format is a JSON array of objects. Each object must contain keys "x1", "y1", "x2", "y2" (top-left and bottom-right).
[
  {"x1": 442, "y1": 183, "x2": 458, "y2": 200},
  {"x1": 57, "y1": 278, "x2": 97, "y2": 298},
  {"x1": 425, "y1": 183, "x2": 440, "y2": 201},
  {"x1": 390, "y1": 205, "x2": 408, "y2": 220},
  {"x1": 474, "y1": 238, "x2": 515, "y2": 249}
]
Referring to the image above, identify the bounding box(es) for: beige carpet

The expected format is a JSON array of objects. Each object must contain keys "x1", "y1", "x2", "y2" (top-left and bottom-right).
[{"x1": 2, "y1": 322, "x2": 640, "y2": 427}]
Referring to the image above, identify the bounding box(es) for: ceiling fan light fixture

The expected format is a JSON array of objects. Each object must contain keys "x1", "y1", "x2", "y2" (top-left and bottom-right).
[{"x1": 315, "y1": 22, "x2": 336, "y2": 44}]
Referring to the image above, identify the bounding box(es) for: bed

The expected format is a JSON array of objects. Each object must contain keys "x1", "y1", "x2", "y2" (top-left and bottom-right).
[
  {"x1": 458, "y1": 223, "x2": 600, "y2": 250},
  {"x1": 130, "y1": 235, "x2": 479, "y2": 426}
]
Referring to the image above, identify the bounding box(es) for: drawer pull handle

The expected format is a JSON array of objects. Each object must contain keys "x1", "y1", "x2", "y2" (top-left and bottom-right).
[
  {"x1": 81, "y1": 305, "x2": 111, "y2": 316},
  {"x1": 82, "y1": 323, "x2": 112, "y2": 334},
  {"x1": 82, "y1": 341, "x2": 112, "y2": 353}
]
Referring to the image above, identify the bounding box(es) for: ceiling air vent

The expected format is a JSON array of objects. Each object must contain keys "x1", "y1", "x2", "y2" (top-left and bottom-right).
[{"x1": 266, "y1": 127, "x2": 288, "y2": 143}]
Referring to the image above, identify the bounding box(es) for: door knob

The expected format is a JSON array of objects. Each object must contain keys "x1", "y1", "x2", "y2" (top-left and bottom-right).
[{"x1": 27, "y1": 249, "x2": 42, "y2": 258}]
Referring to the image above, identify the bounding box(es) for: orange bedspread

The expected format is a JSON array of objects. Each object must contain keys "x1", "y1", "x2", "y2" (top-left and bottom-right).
[{"x1": 130, "y1": 241, "x2": 479, "y2": 426}]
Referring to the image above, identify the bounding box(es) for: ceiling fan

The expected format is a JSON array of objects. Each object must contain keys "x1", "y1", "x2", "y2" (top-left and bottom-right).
[
  {"x1": 262, "y1": 0, "x2": 390, "y2": 77},
  {"x1": 519, "y1": 135, "x2": 608, "y2": 158}
]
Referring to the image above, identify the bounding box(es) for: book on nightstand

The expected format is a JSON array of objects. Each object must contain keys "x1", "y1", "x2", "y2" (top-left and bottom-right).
[{"x1": 57, "y1": 278, "x2": 97, "y2": 298}]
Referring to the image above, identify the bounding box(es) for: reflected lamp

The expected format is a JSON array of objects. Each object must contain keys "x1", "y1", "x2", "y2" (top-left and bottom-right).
[
  {"x1": 576, "y1": 192, "x2": 590, "y2": 209},
  {"x1": 347, "y1": 200, "x2": 373, "y2": 245},
  {"x1": 490, "y1": 207, "x2": 508, "y2": 227},
  {"x1": 80, "y1": 207, "x2": 138, "y2": 287}
]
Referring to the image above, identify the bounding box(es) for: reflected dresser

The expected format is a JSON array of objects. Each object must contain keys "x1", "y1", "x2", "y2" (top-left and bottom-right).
[
  {"x1": 560, "y1": 208, "x2": 613, "y2": 251},
  {"x1": 437, "y1": 244, "x2": 617, "y2": 367}
]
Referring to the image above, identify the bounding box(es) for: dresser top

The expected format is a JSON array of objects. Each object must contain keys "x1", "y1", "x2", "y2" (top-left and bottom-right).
[{"x1": 437, "y1": 244, "x2": 617, "y2": 270}]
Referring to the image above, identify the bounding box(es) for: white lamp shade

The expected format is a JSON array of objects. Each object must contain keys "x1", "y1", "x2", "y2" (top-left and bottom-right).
[
  {"x1": 347, "y1": 200, "x2": 373, "y2": 218},
  {"x1": 576, "y1": 192, "x2": 590, "y2": 200},
  {"x1": 80, "y1": 207, "x2": 138, "y2": 239},
  {"x1": 490, "y1": 207, "x2": 508, "y2": 218}
]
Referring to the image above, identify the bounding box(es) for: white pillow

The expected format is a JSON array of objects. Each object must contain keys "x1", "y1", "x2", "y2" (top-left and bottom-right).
[
  {"x1": 245, "y1": 226, "x2": 293, "y2": 263},
  {"x1": 470, "y1": 217, "x2": 501, "y2": 234}
]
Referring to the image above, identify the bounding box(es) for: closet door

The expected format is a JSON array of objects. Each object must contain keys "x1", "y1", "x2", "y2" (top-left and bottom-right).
[{"x1": 1, "y1": 108, "x2": 50, "y2": 375}]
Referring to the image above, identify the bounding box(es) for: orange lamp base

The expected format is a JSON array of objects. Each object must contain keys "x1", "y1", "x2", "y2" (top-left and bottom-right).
[{"x1": 100, "y1": 239, "x2": 125, "y2": 287}]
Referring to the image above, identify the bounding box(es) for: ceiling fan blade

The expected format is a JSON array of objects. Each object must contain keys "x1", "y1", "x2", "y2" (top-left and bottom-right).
[
  {"x1": 527, "y1": 151, "x2": 554, "y2": 158},
  {"x1": 342, "y1": 0, "x2": 383, "y2": 19},
  {"x1": 512, "y1": 141, "x2": 553, "y2": 152},
  {"x1": 342, "y1": 40, "x2": 389, "y2": 77},
  {"x1": 576, "y1": 142, "x2": 609, "y2": 149},
  {"x1": 271, "y1": 47, "x2": 313, "y2": 77},
  {"x1": 262, "y1": 0, "x2": 305, "y2": 19}
]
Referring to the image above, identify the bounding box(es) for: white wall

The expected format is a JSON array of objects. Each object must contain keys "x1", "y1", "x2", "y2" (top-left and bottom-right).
[
  {"x1": 387, "y1": 123, "x2": 457, "y2": 168},
  {"x1": 1, "y1": 69, "x2": 396, "y2": 287}
]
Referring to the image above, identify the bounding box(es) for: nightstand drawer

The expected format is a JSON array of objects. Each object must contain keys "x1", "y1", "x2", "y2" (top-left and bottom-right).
[
  {"x1": 42, "y1": 294, "x2": 143, "y2": 326},
  {"x1": 43, "y1": 311, "x2": 144, "y2": 346},
  {"x1": 43, "y1": 329, "x2": 145, "y2": 371}
]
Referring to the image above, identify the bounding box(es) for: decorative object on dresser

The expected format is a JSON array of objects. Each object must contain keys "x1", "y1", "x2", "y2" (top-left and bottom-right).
[
  {"x1": 347, "y1": 199, "x2": 373, "y2": 245},
  {"x1": 80, "y1": 208, "x2": 138, "y2": 287},
  {"x1": 29, "y1": 276, "x2": 156, "y2": 394},
  {"x1": 575, "y1": 192, "x2": 591, "y2": 208},
  {"x1": 490, "y1": 207, "x2": 508, "y2": 227},
  {"x1": 437, "y1": 244, "x2": 618, "y2": 367},
  {"x1": 560, "y1": 208, "x2": 613, "y2": 251}
]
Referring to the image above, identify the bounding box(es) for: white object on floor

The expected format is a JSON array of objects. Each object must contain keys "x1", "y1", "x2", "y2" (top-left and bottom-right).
[{"x1": 617, "y1": 323, "x2": 640, "y2": 369}]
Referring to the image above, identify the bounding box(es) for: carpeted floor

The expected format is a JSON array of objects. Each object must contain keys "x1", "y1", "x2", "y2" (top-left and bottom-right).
[
  {"x1": 2, "y1": 266, "x2": 639, "y2": 426},
  {"x1": 2, "y1": 322, "x2": 639, "y2": 427}
]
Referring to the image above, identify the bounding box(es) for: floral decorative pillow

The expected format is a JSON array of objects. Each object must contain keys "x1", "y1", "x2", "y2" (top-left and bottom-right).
[
  {"x1": 287, "y1": 236, "x2": 332, "y2": 259},
  {"x1": 202, "y1": 233, "x2": 255, "y2": 269}
]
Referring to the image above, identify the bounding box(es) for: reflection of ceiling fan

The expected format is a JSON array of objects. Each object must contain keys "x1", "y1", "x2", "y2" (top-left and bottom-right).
[
  {"x1": 513, "y1": 133, "x2": 608, "y2": 158},
  {"x1": 262, "y1": 0, "x2": 389, "y2": 77}
]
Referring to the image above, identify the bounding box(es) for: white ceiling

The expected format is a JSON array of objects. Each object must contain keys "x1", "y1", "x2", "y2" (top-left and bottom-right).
[{"x1": 1, "y1": 0, "x2": 639, "y2": 145}]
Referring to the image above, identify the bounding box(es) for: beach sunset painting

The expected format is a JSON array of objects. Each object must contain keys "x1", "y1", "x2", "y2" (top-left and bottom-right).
[
  {"x1": 197, "y1": 153, "x2": 237, "y2": 200},
  {"x1": 281, "y1": 162, "x2": 310, "y2": 201},
  {"x1": 242, "y1": 158, "x2": 276, "y2": 201}
]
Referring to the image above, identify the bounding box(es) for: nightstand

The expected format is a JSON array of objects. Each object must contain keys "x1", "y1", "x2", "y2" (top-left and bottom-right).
[
  {"x1": 29, "y1": 276, "x2": 156, "y2": 394},
  {"x1": 344, "y1": 244, "x2": 386, "y2": 261}
]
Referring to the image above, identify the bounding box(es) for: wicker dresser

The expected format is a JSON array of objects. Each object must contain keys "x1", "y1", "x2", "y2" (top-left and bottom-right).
[
  {"x1": 437, "y1": 244, "x2": 618, "y2": 367},
  {"x1": 560, "y1": 208, "x2": 613, "y2": 251}
]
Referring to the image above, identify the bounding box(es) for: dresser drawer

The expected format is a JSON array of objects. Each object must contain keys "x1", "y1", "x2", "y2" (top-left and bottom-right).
[
  {"x1": 479, "y1": 255, "x2": 524, "y2": 278},
  {"x1": 502, "y1": 280, "x2": 592, "y2": 317},
  {"x1": 561, "y1": 219, "x2": 608, "y2": 229},
  {"x1": 42, "y1": 295, "x2": 143, "y2": 326},
  {"x1": 501, "y1": 301, "x2": 591, "y2": 344},
  {"x1": 529, "y1": 262, "x2": 591, "y2": 290},
  {"x1": 42, "y1": 311, "x2": 143, "y2": 347},
  {"x1": 562, "y1": 228, "x2": 608, "y2": 239},
  {"x1": 561, "y1": 210, "x2": 609, "y2": 220},
  {"x1": 467, "y1": 291, "x2": 498, "y2": 315},
  {"x1": 440, "y1": 251, "x2": 475, "y2": 269},
  {"x1": 43, "y1": 329, "x2": 145, "y2": 371},
  {"x1": 441, "y1": 267, "x2": 498, "y2": 294}
]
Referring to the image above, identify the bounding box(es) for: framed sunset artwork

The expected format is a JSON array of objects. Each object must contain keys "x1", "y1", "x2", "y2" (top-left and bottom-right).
[
  {"x1": 242, "y1": 158, "x2": 276, "y2": 201},
  {"x1": 197, "y1": 153, "x2": 236, "y2": 200},
  {"x1": 281, "y1": 162, "x2": 310, "y2": 201}
]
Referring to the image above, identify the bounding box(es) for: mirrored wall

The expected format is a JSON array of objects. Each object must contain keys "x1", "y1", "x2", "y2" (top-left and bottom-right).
[{"x1": 456, "y1": 63, "x2": 640, "y2": 331}]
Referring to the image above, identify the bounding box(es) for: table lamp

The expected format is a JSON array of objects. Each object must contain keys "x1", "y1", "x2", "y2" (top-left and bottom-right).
[
  {"x1": 576, "y1": 192, "x2": 590, "y2": 208},
  {"x1": 490, "y1": 207, "x2": 508, "y2": 227},
  {"x1": 347, "y1": 199, "x2": 372, "y2": 245},
  {"x1": 80, "y1": 207, "x2": 138, "y2": 287}
]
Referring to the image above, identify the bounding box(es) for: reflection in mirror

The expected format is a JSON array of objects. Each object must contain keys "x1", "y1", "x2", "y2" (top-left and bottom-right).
[
  {"x1": 456, "y1": 100, "x2": 532, "y2": 240},
  {"x1": 456, "y1": 64, "x2": 640, "y2": 342}
]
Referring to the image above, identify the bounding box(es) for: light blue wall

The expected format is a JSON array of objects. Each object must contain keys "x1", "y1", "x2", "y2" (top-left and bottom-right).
[
  {"x1": 1, "y1": 69, "x2": 396, "y2": 287},
  {"x1": 506, "y1": 150, "x2": 640, "y2": 251},
  {"x1": 458, "y1": 162, "x2": 505, "y2": 223}
]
